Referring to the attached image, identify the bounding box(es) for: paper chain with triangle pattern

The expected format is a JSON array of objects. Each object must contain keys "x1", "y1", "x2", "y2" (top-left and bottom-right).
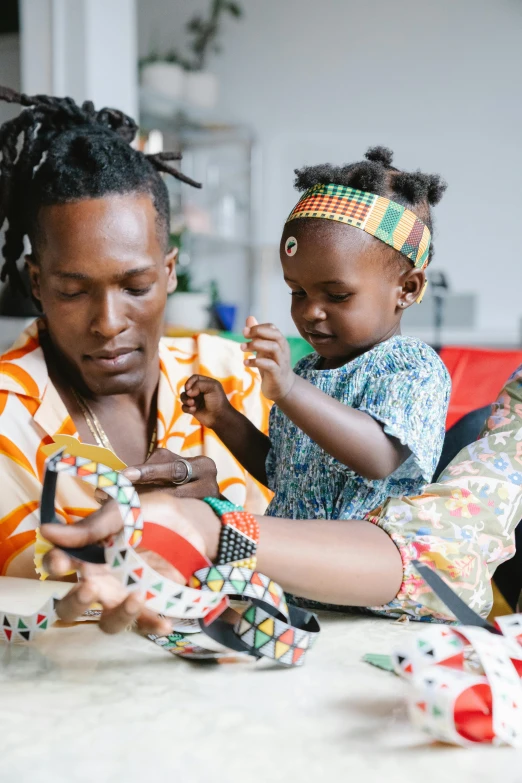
[
  {"x1": 44, "y1": 448, "x2": 229, "y2": 620},
  {"x1": 104, "y1": 539, "x2": 228, "y2": 620},
  {"x1": 233, "y1": 601, "x2": 319, "y2": 667},
  {"x1": 392, "y1": 616, "x2": 522, "y2": 747},
  {"x1": 148, "y1": 631, "x2": 254, "y2": 663},
  {"x1": 0, "y1": 595, "x2": 59, "y2": 644},
  {"x1": 191, "y1": 564, "x2": 289, "y2": 619},
  {"x1": 24, "y1": 448, "x2": 321, "y2": 666},
  {"x1": 48, "y1": 448, "x2": 144, "y2": 548}
]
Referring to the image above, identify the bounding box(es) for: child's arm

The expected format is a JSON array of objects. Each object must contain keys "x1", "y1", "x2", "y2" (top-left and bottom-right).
[
  {"x1": 243, "y1": 320, "x2": 410, "y2": 481},
  {"x1": 181, "y1": 375, "x2": 271, "y2": 485}
]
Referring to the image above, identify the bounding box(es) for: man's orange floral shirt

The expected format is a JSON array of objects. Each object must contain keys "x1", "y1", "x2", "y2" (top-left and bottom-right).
[{"x1": 0, "y1": 322, "x2": 272, "y2": 577}]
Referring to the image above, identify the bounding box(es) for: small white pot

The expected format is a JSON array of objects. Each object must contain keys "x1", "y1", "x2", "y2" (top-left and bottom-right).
[
  {"x1": 141, "y1": 62, "x2": 185, "y2": 101},
  {"x1": 165, "y1": 292, "x2": 211, "y2": 332},
  {"x1": 184, "y1": 71, "x2": 219, "y2": 109}
]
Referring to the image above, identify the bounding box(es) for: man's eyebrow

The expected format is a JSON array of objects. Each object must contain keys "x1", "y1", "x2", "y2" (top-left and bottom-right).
[
  {"x1": 52, "y1": 265, "x2": 156, "y2": 282},
  {"x1": 52, "y1": 271, "x2": 89, "y2": 281}
]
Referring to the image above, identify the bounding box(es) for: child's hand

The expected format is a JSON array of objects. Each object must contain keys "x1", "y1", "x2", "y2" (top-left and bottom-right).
[
  {"x1": 242, "y1": 316, "x2": 295, "y2": 402},
  {"x1": 181, "y1": 375, "x2": 231, "y2": 429}
]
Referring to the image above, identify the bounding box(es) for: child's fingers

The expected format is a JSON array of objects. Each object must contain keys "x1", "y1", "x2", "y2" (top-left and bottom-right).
[
  {"x1": 184, "y1": 374, "x2": 200, "y2": 392},
  {"x1": 241, "y1": 338, "x2": 281, "y2": 359},
  {"x1": 184, "y1": 373, "x2": 211, "y2": 393},
  {"x1": 180, "y1": 391, "x2": 197, "y2": 406},
  {"x1": 190, "y1": 376, "x2": 222, "y2": 396},
  {"x1": 243, "y1": 315, "x2": 259, "y2": 337},
  {"x1": 245, "y1": 323, "x2": 284, "y2": 343},
  {"x1": 245, "y1": 356, "x2": 278, "y2": 372},
  {"x1": 182, "y1": 384, "x2": 201, "y2": 399}
]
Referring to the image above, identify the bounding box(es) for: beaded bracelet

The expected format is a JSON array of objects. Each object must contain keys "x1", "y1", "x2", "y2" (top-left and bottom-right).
[{"x1": 202, "y1": 497, "x2": 259, "y2": 569}]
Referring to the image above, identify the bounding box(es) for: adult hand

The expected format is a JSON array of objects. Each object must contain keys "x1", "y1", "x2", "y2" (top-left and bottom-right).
[
  {"x1": 242, "y1": 316, "x2": 295, "y2": 402},
  {"x1": 121, "y1": 448, "x2": 219, "y2": 499},
  {"x1": 181, "y1": 375, "x2": 233, "y2": 429},
  {"x1": 42, "y1": 493, "x2": 220, "y2": 635}
]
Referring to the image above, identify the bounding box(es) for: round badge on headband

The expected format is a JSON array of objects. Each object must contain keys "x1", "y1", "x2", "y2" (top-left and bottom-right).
[{"x1": 285, "y1": 237, "x2": 298, "y2": 256}]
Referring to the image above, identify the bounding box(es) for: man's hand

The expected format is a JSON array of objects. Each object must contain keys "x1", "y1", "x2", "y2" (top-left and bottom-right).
[
  {"x1": 121, "y1": 448, "x2": 219, "y2": 499},
  {"x1": 241, "y1": 316, "x2": 295, "y2": 402},
  {"x1": 42, "y1": 494, "x2": 221, "y2": 635}
]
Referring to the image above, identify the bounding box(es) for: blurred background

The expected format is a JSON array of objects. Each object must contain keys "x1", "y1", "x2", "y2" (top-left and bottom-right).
[{"x1": 1, "y1": 0, "x2": 521, "y2": 358}]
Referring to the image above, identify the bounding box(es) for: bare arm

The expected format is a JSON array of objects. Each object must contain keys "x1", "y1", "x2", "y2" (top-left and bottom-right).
[
  {"x1": 181, "y1": 375, "x2": 270, "y2": 485},
  {"x1": 243, "y1": 322, "x2": 409, "y2": 480},
  {"x1": 209, "y1": 403, "x2": 270, "y2": 485},
  {"x1": 43, "y1": 495, "x2": 404, "y2": 610},
  {"x1": 198, "y1": 503, "x2": 403, "y2": 606}
]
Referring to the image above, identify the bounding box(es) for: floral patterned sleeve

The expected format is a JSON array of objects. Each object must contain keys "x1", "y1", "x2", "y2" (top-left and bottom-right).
[{"x1": 367, "y1": 364, "x2": 522, "y2": 622}]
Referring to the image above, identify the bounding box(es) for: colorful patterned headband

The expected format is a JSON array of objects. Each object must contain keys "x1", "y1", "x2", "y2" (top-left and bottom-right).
[{"x1": 286, "y1": 183, "x2": 431, "y2": 269}]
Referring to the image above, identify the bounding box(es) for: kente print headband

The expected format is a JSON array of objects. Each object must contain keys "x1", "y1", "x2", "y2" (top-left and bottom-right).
[{"x1": 286, "y1": 183, "x2": 431, "y2": 270}]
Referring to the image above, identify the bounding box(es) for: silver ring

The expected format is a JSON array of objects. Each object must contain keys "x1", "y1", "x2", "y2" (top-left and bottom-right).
[{"x1": 171, "y1": 457, "x2": 193, "y2": 485}]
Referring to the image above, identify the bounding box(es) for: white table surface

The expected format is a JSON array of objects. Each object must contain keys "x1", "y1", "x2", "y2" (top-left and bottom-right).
[{"x1": 1, "y1": 582, "x2": 522, "y2": 783}]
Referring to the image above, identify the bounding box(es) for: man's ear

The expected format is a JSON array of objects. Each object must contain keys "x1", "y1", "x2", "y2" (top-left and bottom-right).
[
  {"x1": 25, "y1": 254, "x2": 42, "y2": 304},
  {"x1": 165, "y1": 247, "x2": 178, "y2": 295}
]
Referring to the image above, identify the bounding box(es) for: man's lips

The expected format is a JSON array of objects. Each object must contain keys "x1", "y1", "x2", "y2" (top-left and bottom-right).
[{"x1": 85, "y1": 347, "x2": 138, "y2": 370}]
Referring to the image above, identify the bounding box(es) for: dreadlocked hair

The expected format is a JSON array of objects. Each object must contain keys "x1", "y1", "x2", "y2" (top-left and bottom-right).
[
  {"x1": 0, "y1": 86, "x2": 201, "y2": 294},
  {"x1": 294, "y1": 146, "x2": 447, "y2": 266}
]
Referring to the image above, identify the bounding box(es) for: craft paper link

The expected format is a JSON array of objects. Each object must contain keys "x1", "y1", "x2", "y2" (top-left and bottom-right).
[
  {"x1": 392, "y1": 619, "x2": 522, "y2": 747},
  {"x1": 26, "y1": 447, "x2": 321, "y2": 667},
  {"x1": 41, "y1": 448, "x2": 229, "y2": 620},
  {"x1": 0, "y1": 595, "x2": 59, "y2": 643},
  {"x1": 150, "y1": 600, "x2": 320, "y2": 667}
]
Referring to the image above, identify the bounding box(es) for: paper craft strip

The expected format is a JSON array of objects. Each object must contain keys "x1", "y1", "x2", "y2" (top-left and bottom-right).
[
  {"x1": 392, "y1": 562, "x2": 522, "y2": 746},
  {"x1": 232, "y1": 601, "x2": 319, "y2": 666},
  {"x1": 104, "y1": 537, "x2": 228, "y2": 620},
  {"x1": 149, "y1": 631, "x2": 257, "y2": 663},
  {"x1": 41, "y1": 448, "x2": 229, "y2": 621},
  {"x1": 412, "y1": 560, "x2": 500, "y2": 633},
  {"x1": 393, "y1": 622, "x2": 522, "y2": 746},
  {"x1": 0, "y1": 595, "x2": 59, "y2": 643},
  {"x1": 41, "y1": 448, "x2": 143, "y2": 554},
  {"x1": 38, "y1": 448, "x2": 320, "y2": 666},
  {"x1": 192, "y1": 564, "x2": 289, "y2": 622}
]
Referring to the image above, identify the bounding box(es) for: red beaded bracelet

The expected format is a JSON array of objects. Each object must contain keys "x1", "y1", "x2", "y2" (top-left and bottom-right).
[{"x1": 203, "y1": 497, "x2": 259, "y2": 569}]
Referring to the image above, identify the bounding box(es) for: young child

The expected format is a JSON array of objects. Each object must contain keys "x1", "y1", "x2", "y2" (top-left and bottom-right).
[{"x1": 181, "y1": 147, "x2": 451, "y2": 520}]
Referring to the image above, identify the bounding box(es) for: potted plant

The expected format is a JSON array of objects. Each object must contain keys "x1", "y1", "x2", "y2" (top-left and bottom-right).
[
  {"x1": 140, "y1": 1, "x2": 243, "y2": 111},
  {"x1": 183, "y1": 0, "x2": 242, "y2": 109},
  {"x1": 140, "y1": 49, "x2": 185, "y2": 103}
]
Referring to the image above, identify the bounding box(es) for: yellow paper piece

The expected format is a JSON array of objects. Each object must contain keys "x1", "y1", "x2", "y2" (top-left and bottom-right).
[
  {"x1": 37, "y1": 435, "x2": 126, "y2": 580},
  {"x1": 41, "y1": 434, "x2": 127, "y2": 470},
  {"x1": 34, "y1": 527, "x2": 56, "y2": 580}
]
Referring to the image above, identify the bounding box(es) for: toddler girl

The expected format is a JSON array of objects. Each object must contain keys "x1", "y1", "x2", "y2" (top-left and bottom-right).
[{"x1": 181, "y1": 147, "x2": 451, "y2": 520}]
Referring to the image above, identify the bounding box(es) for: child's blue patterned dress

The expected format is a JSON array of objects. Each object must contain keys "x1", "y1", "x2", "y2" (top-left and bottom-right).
[{"x1": 265, "y1": 336, "x2": 451, "y2": 520}]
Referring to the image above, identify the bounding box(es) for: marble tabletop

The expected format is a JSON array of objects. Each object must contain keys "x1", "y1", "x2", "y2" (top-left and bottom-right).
[{"x1": 1, "y1": 582, "x2": 521, "y2": 783}]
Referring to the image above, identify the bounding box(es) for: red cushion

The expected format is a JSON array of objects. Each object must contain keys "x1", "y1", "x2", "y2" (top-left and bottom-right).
[{"x1": 439, "y1": 346, "x2": 522, "y2": 429}]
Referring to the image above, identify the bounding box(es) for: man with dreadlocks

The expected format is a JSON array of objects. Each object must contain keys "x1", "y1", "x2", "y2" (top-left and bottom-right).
[{"x1": 0, "y1": 87, "x2": 271, "y2": 578}]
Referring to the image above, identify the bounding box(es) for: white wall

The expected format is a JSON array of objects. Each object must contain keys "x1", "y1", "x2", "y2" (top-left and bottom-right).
[
  {"x1": 20, "y1": 0, "x2": 138, "y2": 118},
  {"x1": 146, "y1": 1, "x2": 521, "y2": 339}
]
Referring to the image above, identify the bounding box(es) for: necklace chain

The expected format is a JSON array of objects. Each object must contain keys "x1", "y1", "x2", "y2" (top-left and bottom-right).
[{"x1": 72, "y1": 389, "x2": 157, "y2": 461}]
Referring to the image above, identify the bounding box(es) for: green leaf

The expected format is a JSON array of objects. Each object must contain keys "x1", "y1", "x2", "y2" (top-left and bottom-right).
[{"x1": 228, "y1": 2, "x2": 242, "y2": 17}]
